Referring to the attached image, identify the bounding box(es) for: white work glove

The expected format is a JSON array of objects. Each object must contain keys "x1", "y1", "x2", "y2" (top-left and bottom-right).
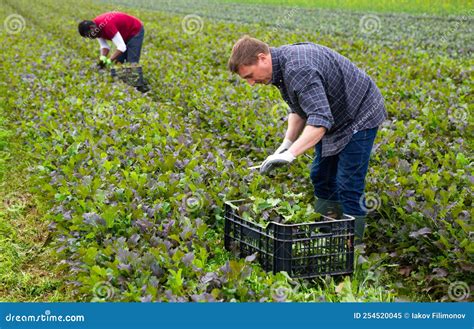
[
  {"x1": 259, "y1": 150, "x2": 296, "y2": 175},
  {"x1": 274, "y1": 138, "x2": 293, "y2": 155}
]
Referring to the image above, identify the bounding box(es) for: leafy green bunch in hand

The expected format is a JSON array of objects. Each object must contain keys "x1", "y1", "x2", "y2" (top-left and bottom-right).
[{"x1": 98, "y1": 55, "x2": 112, "y2": 69}]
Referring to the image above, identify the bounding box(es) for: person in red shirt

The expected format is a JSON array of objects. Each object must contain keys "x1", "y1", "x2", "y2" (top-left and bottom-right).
[{"x1": 78, "y1": 12, "x2": 144, "y2": 66}]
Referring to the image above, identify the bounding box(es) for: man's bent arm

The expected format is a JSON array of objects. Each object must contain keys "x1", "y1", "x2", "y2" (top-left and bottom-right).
[
  {"x1": 288, "y1": 125, "x2": 326, "y2": 157},
  {"x1": 98, "y1": 38, "x2": 110, "y2": 56},
  {"x1": 110, "y1": 32, "x2": 127, "y2": 62},
  {"x1": 110, "y1": 49, "x2": 124, "y2": 62},
  {"x1": 285, "y1": 113, "x2": 306, "y2": 142}
]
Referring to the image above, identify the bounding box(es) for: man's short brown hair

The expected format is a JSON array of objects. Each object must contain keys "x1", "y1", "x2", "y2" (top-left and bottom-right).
[{"x1": 228, "y1": 35, "x2": 270, "y2": 73}]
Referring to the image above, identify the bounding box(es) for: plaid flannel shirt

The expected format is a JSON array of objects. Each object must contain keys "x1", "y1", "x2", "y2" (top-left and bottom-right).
[{"x1": 271, "y1": 43, "x2": 387, "y2": 157}]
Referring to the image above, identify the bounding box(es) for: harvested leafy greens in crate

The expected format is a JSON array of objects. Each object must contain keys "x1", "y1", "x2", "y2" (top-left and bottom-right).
[{"x1": 224, "y1": 198, "x2": 355, "y2": 279}]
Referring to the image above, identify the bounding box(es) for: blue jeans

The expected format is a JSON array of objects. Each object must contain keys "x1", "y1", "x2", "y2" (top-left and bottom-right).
[
  {"x1": 310, "y1": 127, "x2": 378, "y2": 216},
  {"x1": 117, "y1": 26, "x2": 144, "y2": 64}
]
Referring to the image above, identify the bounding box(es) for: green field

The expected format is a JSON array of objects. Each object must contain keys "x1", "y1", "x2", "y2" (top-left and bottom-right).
[
  {"x1": 221, "y1": 0, "x2": 473, "y2": 15},
  {"x1": 0, "y1": 0, "x2": 472, "y2": 302}
]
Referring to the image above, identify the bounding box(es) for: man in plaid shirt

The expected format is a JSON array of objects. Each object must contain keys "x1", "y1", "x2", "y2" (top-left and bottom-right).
[{"x1": 228, "y1": 36, "x2": 387, "y2": 244}]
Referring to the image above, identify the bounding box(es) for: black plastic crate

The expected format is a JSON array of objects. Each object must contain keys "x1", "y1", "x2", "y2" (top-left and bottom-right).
[
  {"x1": 111, "y1": 66, "x2": 144, "y2": 87},
  {"x1": 224, "y1": 199, "x2": 355, "y2": 279}
]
